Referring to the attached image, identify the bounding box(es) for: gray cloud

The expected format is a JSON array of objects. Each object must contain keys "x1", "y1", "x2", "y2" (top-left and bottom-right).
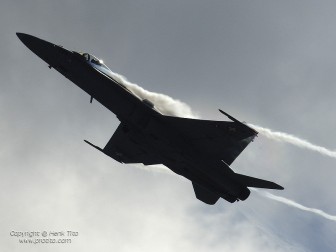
[
  {"x1": 112, "y1": 68, "x2": 336, "y2": 225},
  {"x1": 2, "y1": 1, "x2": 336, "y2": 252}
]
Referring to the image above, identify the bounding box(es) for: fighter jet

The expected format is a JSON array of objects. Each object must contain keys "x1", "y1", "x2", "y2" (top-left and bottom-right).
[{"x1": 17, "y1": 33, "x2": 283, "y2": 205}]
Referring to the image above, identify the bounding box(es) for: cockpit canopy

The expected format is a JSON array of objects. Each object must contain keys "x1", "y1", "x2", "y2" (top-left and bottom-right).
[
  {"x1": 81, "y1": 53, "x2": 109, "y2": 69},
  {"x1": 78, "y1": 52, "x2": 116, "y2": 79},
  {"x1": 75, "y1": 52, "x2": 160, "y2": 113}
]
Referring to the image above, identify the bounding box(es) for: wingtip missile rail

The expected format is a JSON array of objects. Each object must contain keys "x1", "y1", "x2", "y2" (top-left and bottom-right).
[{"x1": 218, "y1": 109, "x2": 258, "y2": 135}]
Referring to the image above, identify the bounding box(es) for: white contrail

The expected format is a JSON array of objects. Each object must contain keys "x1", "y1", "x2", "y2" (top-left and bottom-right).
[
  {"x1": 249, "y1": 124, "x2": 336, "y2": 159},
  {"x1": 109, "y1": 71, "x2": 336, "y2": 220},
  {"x1": 110, "y1": 71, "x2": 198, "y2": 118},
  {"x1": 134, "y1": 161, "x2": 336, "y2": 221},
  {"x1": 252, "y1": 189, "x2": 336, "y2": 222},
  {"x1": 135, "y1": 164, "x2": 336, "y2": 222},
  {"x1": 110, "y1": 71, "x2": 336, "y2": 159}
]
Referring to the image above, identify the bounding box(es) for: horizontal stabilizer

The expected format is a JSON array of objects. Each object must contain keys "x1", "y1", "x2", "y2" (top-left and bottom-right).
[
  {"x1": 192, "y1": 182, "x2": 220, "y2": 205},
  {"x1": 233, "y1": 173, "x2": 284, "y2": 190}
]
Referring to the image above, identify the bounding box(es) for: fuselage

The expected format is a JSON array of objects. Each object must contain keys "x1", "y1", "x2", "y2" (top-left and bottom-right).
[{"x1": 17, "y1": 33, "x2": 251, "y2": 202}]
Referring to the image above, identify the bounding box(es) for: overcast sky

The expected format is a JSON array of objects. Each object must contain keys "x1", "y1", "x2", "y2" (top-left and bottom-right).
[{"x1": 2, "y1": 1, "x2": 336, "y2": 251}]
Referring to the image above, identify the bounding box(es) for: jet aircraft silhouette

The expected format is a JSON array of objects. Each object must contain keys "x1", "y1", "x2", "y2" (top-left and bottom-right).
[{"x1": 17, "y1": 33, "x2": 283, "y2": 204}]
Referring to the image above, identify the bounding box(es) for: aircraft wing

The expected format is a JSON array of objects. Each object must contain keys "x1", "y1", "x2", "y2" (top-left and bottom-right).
[
  {"x1": 163, "y1": 116, "x2": 257, "y2": 165},
  {"x1": 102, "y1": 124, "x2": 161, "y2": 165}
]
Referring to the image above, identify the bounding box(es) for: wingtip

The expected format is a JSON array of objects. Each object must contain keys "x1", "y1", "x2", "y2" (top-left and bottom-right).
[
  {"x1": 218, "y1": 109, "x2": 227, "y2": 116},
  {"x1": 272, "y1": 183, "x2": 284, "y2": 190},
  {"x1": 84, "y1": 139, "x2": 104, "y2": 152},
  {"x1": 218, "y1": 108, "x2": 258, "y2": 135},
  {"x1": 277, "y1": 185, "x2": 285, "y2": 190}
]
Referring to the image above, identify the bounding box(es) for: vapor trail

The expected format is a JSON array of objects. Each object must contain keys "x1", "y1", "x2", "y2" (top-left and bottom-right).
[
  {"x1": 110, "y1": 71, "x2": 336, "y2": 160},
  {"x1": 137, "y1": 162, "x2": 336, "y2": 221},
  {"x1": 249, "y1": 124, "x2": 336, "y2": 159},
  {"x1": 109, "y1": 71, "x2": 336, "y2": 221},
  {"x1": 252, "y1": 189, "x2": 336, "y2": 221},
  {"x1": 110, "y1": 71, "x2": 336, "y2": 159},
  {"x1": 110, "y1": 72, "x2": 198, "y2": 118}
]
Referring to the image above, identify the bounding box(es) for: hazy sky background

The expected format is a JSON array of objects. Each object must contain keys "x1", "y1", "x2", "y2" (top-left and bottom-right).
[{"x1": 1, "y1": 1, "x2": 336, "y2": 251}]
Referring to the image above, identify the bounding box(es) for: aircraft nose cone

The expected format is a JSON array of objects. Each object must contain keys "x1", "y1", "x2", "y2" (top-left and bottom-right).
[
  {"x1": 16, "y1": 32, "x2": 64, "y2": 66},
  {"x1": 16, "y1": 32, "x2": 29, "y2": 42},
  {"x1": 17, "y1": 32, "x2": 54, "y2": 52},
  {"x1": 17, "y1": 33, "x2": 39, "y2": 49},
  {"x1": 16, "y1": 32, "x2": 27, "y2": 40}
]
